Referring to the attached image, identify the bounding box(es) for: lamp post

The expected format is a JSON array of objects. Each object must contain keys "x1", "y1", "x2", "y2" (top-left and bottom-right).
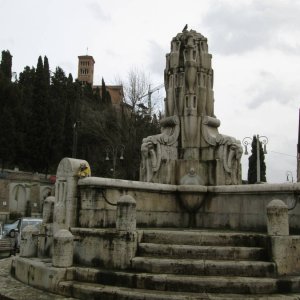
[
  {"x1": 286, "y1": 171, "x2": 294, "y2": 183},
  {"x1": 105, "y1": 144, "x2": 125, "y2": 178},
  {"x1": 242, "y1": 134, "x2": 268, "y2": 183}
]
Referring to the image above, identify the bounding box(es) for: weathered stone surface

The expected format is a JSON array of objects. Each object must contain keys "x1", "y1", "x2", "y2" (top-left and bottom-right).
[
  {"x1": 138, "y1": 243, "x2": 266, "y2": 260},
  {"x1": 140, "y1": 29, "x2": 242, "y2": 185},
  {"x1": 71, "y1": 228, "x2": 137, "y2": 269},
  {"x1": 42, "y1": 196, "x2": 55, "y2": 223},
  {"x1": 78, "y1": 178, "x2": 300, "y2": 232},
  {"x1": 52, "y1": 229, "x2": 74, "y2": 268},
  {"x1": 267, "y1": 199, "x2": 289, "y2": 236},
  {"x1": 270, "y1": 235, "x2": 300, "y2": 275},
  {"x1": 53, "y1": 158, "x2": 90, "y2": 234},
  {"x1": 20, "y1": 225, "x2": 39, "y2": 258},
  {"x1": 116, "y1": 195, "x2": 136, "y2": 232},
  {"x1": 0, "y1": 257, "x2": 76, "y2": 300}
]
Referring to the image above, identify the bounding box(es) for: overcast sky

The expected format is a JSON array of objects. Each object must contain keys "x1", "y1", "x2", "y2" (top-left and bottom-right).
[{"x1": 0, "y1": 0, "x2": 299, "y2": 183}]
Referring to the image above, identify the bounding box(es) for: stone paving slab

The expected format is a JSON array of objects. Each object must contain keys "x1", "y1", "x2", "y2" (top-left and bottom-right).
[{"x1": 0, "y1": 257, "x2": 76, "y2": 300}]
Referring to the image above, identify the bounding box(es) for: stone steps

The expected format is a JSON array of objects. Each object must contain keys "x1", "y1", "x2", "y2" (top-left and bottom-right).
[
  {"x1": 58, "y1": 280, "x2": 300, "y2": 300},
  {"x1": 140, "y1": 230, "x2": 268, "y2": 247},
  {"x1": 61, "y1": 267, "x2": 300, "y2": 295},
  {"x1": 60, "y1": 229, "x2": 300, "y2": 298},
  {"x1": 131, "y1": 257, "x2": 276, "y2": 277},
  {"x1": 138, "y1": 243, "x2": 267, "y2": 260}
]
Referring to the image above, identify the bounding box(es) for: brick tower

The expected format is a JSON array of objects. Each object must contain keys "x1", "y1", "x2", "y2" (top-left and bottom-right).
[{"x1": 78, "y1": 55, "x2": 95, "y2": 85}]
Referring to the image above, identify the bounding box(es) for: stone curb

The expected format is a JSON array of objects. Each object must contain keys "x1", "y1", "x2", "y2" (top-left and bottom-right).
[{"x1": 0, "y1": 257, "x2": 76, "y2": 300}]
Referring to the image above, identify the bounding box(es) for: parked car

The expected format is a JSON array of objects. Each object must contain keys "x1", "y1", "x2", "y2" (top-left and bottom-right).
[
  {"x1": 1, "y1": 218, "x2": 43, "y2": 252},
  {"x1": 2, "y1": 218, "x2": 43, "y2": 237}
]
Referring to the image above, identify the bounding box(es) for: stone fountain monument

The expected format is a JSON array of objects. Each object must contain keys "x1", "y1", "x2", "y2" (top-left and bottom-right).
[
  {"x1": 140, "y1": 28, "x2": 243, "y2": 186},
  {"x1": 7, "y1": 28, "x2": 300, "y2": 300}
]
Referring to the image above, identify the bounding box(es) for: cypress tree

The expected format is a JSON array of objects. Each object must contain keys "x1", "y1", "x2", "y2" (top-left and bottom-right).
[
  {"x1": 28, "y1": 56, "x2": 51, "y2": 173},
  {"x1": 0, "y1": 50, "x2": 17, "y2": 169},
  {"x1": 101, "y1": 78, "x2": 111, "y2": 105},
  {"x1": 247, "y1": 135, "x2": 267, "y2": 183},
  {"x1": 0, "y1": 50, "x2": 12, "y2": 81}
]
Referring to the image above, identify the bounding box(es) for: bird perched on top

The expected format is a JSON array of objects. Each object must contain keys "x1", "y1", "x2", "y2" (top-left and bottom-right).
[{"x1": 182, "y1": 24, "x2": 188, "y2": 32}]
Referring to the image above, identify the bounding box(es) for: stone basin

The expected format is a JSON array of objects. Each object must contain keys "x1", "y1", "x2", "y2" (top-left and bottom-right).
[{"x1": 177, "y1": 185, "x2": 207, "y2": 213}]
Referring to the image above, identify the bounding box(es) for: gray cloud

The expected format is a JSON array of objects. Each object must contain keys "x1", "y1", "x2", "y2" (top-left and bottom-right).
[
  {"x1": 86, "y1": 2, "x2": 110, "y2": 22},
  {"x1": 201, "y1": 0, "x2": 300, "y2": 55},
  {"x1": 147, "y1": 40, "x2": 166, "y2": 76},
  {"x1": 246, "y1": 71, "x2": 299, "y2": 109}
]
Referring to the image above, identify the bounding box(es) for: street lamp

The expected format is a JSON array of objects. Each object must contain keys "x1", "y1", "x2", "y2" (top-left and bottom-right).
[
  {"x1": 286, "y1": 171, "x2": 294, "y2": 183},
  {"x1": 105, "y1": 144, "x2": 125, "y2": 178},
  {"x1": 242, "y1": 134, "x2": 268, "y2": 183}
]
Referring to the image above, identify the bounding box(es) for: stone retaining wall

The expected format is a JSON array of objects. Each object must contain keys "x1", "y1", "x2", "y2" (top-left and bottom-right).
[{"x1": 79, "y1": 177, "x2": 300, "y2": 232}]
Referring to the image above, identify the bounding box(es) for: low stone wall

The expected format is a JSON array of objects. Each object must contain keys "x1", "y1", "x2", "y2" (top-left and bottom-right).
[
  {"x1": 12, "y1": 257, "x2": 74, "y2": 293},
  {"x1": 71, "y1": 228, "x2": 138, "y2": 269},
  {"x1": 79, "y1": 178, "x2": 300, "y2": 232}
]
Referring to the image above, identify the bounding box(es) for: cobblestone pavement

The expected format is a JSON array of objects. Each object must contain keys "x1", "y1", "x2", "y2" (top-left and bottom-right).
[{"x1": 0, "y1": 257, "x2": 76, "y2": 300}]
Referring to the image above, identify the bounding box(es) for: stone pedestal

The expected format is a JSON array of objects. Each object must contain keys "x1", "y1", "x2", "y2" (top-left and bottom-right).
[
  {"x1": 116, "y1": 195, "x2": 136, "y2": 232},
  {"x1": 20, "y1": 225, "x2": 39, "y2": 258},
  {"x1": 52, "y1": 229, "x2": 74, "y2": 268},
  {"x1": 266, "y1": 199, "x2": 289, "y2": 236}
]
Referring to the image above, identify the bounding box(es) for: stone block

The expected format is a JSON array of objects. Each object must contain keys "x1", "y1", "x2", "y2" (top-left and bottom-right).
[{"x1": 271, "y1": 235, "x2": 300, "y2": 275}]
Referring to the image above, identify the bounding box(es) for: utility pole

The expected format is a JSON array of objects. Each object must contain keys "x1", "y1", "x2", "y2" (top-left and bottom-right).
[{"x1": 297, "y1": 108, "x2": 300, "y2": 182}]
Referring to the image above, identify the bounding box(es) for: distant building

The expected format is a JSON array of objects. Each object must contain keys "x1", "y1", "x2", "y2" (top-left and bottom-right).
[
  {"x1": 77, "y1": 55, "x2": 126, "y2": 111},
  {"x1": 0, "y1": 169, "x2": 54, "y2": 222},
  {"x1": 93, "y1": 84, "x2": 125, "y2": 110},
  {"x1": 77, "y1": 55, "x2": 95, "y2": 85}
]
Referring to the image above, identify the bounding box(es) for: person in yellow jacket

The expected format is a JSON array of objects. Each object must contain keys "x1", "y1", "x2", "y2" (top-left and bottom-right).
[{"x1": 77, "y1": 163, "x2": 91, "y2": 178}]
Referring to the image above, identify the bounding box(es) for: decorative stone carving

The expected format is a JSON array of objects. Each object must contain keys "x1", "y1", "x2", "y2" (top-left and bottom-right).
[
  {"x1": 140, "y1": 29, "x2": 243, "y2": 185},
  {"x1": 53, "y1": 158, "x2": 91, "y2": 234},
  {"x1": 140, "y1": 116, "x2": 179, "y2": 183},
  {"x1": 216, "y1": 134, "x2": 243, "y2": 185}
]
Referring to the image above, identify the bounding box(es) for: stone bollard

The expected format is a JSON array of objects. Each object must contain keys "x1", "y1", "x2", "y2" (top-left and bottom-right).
[
  {"x1": 38, "y1": 196, "x2": 55, "y2": 258},
  {"x1": 43, "y1": 196, "x2": 55, "y2": 223},
  {"x1": 52, "y1": 229, "x2": 74, "y2": 268},
  {"x1": 266, "y1": 199, "x2": 289, "y2": 236},
  {"x1": 116, "y1": 195, "x2": 136, "y2": 232},
  {"x1": 20, "y1": 225, "x2": 39, "y2": 257}
]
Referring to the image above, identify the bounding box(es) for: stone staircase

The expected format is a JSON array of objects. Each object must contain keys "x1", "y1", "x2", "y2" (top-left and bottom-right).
[{"x1": 58, "y1": 229, "x2": 300, "y2": 299}]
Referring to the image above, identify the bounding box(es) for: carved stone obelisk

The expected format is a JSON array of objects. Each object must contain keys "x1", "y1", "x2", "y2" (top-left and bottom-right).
[{"x1": 140, "y1": 29, "x2": 243, "y2": 185}]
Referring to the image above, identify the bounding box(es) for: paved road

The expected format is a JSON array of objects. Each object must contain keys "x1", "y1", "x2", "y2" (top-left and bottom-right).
[{"x1": 0, "y1": 257, "x2": 75, "y2": 300}]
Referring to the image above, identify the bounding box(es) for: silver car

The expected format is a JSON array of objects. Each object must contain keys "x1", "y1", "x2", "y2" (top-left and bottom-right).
[{"x1": 2, "y1": 218, "x2": 43, "y2": 252}]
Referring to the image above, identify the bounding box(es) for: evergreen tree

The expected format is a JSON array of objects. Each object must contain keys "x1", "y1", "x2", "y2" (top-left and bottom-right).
[
  {"x1": 247, "y1": 135, "x2": 267, "y2": 183},
  {"x1": 62, "y1": 74, "x2": 75, "y2": 157},
  {"x1": 101, "y1": 78, "x2": 111, "y2": 105},
  {"x1": 0, "y1": 50, "x2": 18, "y2": 169},
  {"x1": 0, "y1": 50, "x2": 12, "y2": 81},
  {"x1": 48, "y1": 66, "x2": 69, "y2": 169},
  {"x1": 28, "y1": 56, "x2": 51, "y2": 173}
]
